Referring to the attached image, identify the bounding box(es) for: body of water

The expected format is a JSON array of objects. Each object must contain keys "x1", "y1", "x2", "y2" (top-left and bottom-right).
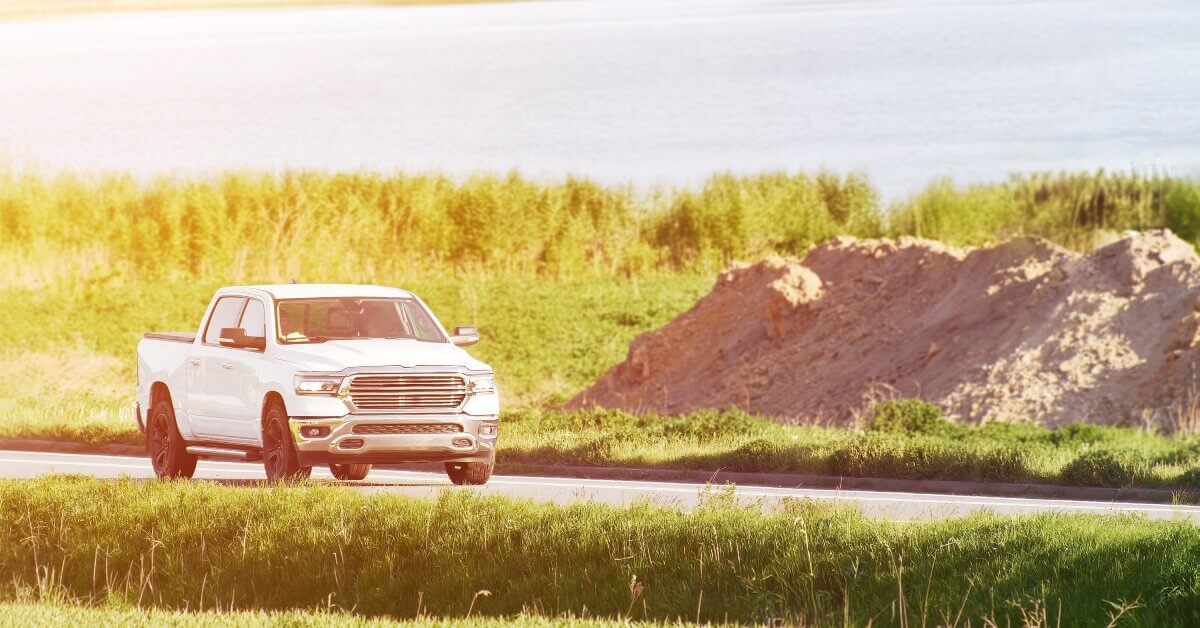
[{"x1": 0, "y1": 0, "x2": 1197, "y2": 197}]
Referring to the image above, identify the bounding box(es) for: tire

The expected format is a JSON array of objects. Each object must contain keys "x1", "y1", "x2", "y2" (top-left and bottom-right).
[
  {"x1": 146, "y1": 398, "x2": 197, "y2": 479},
  {"x1": 261, "y1": 401, "x2": 311, "y2": 482},
  {"x1": 329, "y1": 463, "x2": 371, "y2": 481},
  {"x1": 445, "y1": 461, "x2": 493, "y2": 485}
]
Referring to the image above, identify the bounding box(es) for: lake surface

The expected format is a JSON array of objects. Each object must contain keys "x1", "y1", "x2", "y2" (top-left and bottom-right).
[{"x1": 0, "y1": 0, "x2": 1196, "y2": 198}]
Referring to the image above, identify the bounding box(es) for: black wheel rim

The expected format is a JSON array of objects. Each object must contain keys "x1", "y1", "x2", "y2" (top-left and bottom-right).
[
  {"x1": 264, "y1": 416, "x2": 284, "y2": 477},
  {"x1": 151, "y1": 412, "x2": 170, "y2": 472}
]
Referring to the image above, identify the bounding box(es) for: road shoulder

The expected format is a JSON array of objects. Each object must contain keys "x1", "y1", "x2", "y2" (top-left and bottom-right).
[{"x1": 0, "y1": 437, "x2": 1180, "y2": 505}]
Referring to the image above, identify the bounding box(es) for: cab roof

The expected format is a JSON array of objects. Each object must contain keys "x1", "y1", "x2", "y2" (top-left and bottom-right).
[{"x1": 221, "y1": 284, "x2": 416, "y2": 300}]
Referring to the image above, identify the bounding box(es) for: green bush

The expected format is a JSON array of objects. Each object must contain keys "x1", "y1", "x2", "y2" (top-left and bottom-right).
[
  {"x1": 1060, "y1": 450, "x2": 1150, "y2": 488},
  {"x1": 727, "y1": 438, "x2": 788, "y2": 473},
  {"x1": 1048, "y1": 422, "x2": 1112, "y2": 446},
  {"x1": 868, "y1": 399, "x2": 954, "y2": 435},
  {"x1": 1175, "y1": 466, "x2": 1200, "y2": 489},
  {"x1": 825, "y1": 433, "x2": 1028, "y2": 483}
]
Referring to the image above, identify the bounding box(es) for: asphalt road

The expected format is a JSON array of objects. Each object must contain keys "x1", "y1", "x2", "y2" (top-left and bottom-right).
[{"x1": 3, "y1": 449, "x2": 1199, "y2": 522}]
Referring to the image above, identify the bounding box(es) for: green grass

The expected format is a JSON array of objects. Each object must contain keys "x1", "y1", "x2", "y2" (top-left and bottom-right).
[
  {"x1": 2, "y1": 476, "x2": 1198, "y2": 625},
  {"x1": 4, "y1": 168, "x2": 1200, "y2": 488},
  {"x1": 889, "y1": 170, "x2": 1200, "y2": 250},
  {"x1": 0, "y1": 274, "x2": 711, "y2": 421},
  {"x1": 498, "y1": 403, "x2": 1200, "y2": 489},
  {"x1": 1, "y1": 169, "x2": 1195, "y2": 289},
  {"x1": 5, "y1": 275, "x2": 1200, "y2": 490},
  {"x1": 0, "y1": 602, "x2": 678, "y2": 626},
  {"x1": 0, "y1": 170, "x2": 880, "y2": 286}
]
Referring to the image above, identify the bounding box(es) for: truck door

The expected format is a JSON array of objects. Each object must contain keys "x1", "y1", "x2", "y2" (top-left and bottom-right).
[
  {"x1": 221, "y1": 297, "x2": 270, "y2": 442},
  {"x1": 187, "y1": 295, "x2": 249, "y2": 441}
]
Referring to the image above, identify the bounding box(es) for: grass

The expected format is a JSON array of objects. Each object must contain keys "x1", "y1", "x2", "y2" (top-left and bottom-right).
[
  {"x1": 0, "y1": 602, "x2": 681, "y2": 626},
  {"x1": 0, "y1": 170, "x2": 880, "y2": 287},
  {"x1": 1, "y1": 170, "x2": 1195, "y2": 289},
  {"x1": 4, "y1": 168, "x2": 1200, "y2": 489},
  {"x1": 2, "y1": 476, "x2": 1198, "y2": 625},
  {"x1": 889, "y1": 171, "x2": 1200, "y2": 251},
  {"x1": 498, "y1": 402, "x2": 1200, "y2": 490},
  {"x1": 0, "y1": 274, "x2": 711, "y2": 429}
]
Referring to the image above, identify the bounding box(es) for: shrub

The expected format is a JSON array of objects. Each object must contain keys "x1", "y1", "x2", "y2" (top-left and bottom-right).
[
  {"x1": 868, "y1": 399, "x2": 953, "y2": 435},
  {"x1": 1176, "y1": 466, "x2": 1200, "y2": 489},
  {"x1": 728, "y1": 438, "x2": 787, "y2": 473},
  {"x1": 1060, "y1": 450, "x2": 1149, "y2": 487},
  {"x1": 1048, "y1": 422, "x2": 1111, "y2": 446},
  {"x1": 826, "y1": 433, "x2": 1028, "y2": 483}
]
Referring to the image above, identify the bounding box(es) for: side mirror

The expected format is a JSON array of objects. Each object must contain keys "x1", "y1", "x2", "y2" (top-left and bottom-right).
[
  {"x1": 450, "y1": 325, "x2": 479, "y2": 347},
  {"x1": 219, "y1": 327, "x2": 266, "y2": 351}
]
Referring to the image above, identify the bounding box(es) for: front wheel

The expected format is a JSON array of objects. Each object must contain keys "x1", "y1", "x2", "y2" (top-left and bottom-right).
[
  {"x1": 147, "y1": 398, "x2": 197, "y2": 479},
  {"x1": 329, "y1": 463, "x2": 371, "y2": 481},
  {"x1": 445, "y1": 461, "x2": 493, "y2": 485},
  {"x1": 261, "y1": 401, "x2": 311, "y2": 482}
]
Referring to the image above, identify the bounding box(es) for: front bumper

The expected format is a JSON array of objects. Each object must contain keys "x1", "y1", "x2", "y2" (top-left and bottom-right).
[{"x1": 290, "y1": 414, "x2": 498, "y2": 467}]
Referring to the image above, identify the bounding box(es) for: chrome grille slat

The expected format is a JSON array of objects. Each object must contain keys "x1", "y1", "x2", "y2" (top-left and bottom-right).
[
  {"x1": 349, "y1": 389, "x2": 466, "y2": 394},
  {"x1": 346, "y1": 373, "x2": 467, "y2": 412},
  {"x1": 353, "y1": 423, "x2": 462, "y2": 435}
]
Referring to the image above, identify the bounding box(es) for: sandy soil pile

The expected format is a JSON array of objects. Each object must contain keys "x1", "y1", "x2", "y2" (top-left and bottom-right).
[{"x1": 571, "y1": 230, "x2": 1200, "y2": 427}]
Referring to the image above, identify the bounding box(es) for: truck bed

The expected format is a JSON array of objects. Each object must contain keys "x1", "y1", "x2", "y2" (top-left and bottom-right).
[{"x1": 143, "y1": 332, "x2": 196, "y2": 343}]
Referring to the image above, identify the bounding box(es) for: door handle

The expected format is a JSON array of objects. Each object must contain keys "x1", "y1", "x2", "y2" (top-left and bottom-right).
[
  {"x1": 221, "y1": 362, "x2": 233, "y2": 370},
  {"x1": 188, "y1": 358, "x2": 200, "y2": 366}
]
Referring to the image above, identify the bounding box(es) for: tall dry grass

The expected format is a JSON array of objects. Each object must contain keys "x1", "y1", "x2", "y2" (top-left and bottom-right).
[
  {"x1": 890, "y1": 170, "x2": 1200, "y2": 250},
  {"x1": 0, "y1": 170, "x2": 879, "y2": 286},
  {"x1": 2, "y1": 169, "x2": 1197, "y2": 289}
]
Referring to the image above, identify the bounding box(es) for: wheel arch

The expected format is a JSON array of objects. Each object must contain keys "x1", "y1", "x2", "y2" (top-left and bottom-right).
[
  {"x1": 149, "y1": 381, "x2": 172, "y2": 409},
  {"x1": 261, "y1": 390, "x2": 286, "y2": 426}
]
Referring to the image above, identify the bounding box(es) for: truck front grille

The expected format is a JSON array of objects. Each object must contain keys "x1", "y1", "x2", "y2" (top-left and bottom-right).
[
  {"x1": 353, "y1": 423, "x2": 462, "y2": 435},
  {"x1": 346, "y1": 374, "x2": 467, "y2": 412}
]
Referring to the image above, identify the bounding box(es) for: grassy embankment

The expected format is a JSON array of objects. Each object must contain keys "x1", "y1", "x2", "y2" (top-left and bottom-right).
[
  {"x1": 505, "y1": 402, "x2": 1200, "y2": 490},
  {"x1": 3, "y1": 170, "x2": 1200, "y2": 488},
  {"x1": 2, "y1": 476, "x2": 1198, "y2": 625}
]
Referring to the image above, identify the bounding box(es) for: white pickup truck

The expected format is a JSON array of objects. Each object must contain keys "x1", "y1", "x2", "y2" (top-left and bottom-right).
[{"x1": 134, "y1": 284, "x2": 499, "y2": 484}]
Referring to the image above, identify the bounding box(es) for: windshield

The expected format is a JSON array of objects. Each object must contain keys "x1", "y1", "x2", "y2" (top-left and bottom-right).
[{"x1": 276, "y1": 298, "x2": 446, "y2": 344}]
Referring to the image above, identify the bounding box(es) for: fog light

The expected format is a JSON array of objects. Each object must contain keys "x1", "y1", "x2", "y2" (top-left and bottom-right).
[
  {"x1": 339, "y1": 438, "x2": 364, "y2": 450},
  {"x1": 479, "y1": 423, "x2": 498, "y2": 436},
  {"x1": 451, "y1": 437, "x2": 472, "y2": 447},
  {"x1": 301, "y1": 426, "x2": 330, "y2": 438}
]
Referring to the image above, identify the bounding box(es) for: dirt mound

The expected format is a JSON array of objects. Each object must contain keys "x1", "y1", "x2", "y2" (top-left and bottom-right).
[{"x1": 571, "y1": 230, "x2": 1200, "y2": 428}]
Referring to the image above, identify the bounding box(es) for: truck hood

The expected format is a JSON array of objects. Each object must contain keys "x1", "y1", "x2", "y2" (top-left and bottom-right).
[{"x1": 273, "y1": 339, "x2": 491, "y2": 373}]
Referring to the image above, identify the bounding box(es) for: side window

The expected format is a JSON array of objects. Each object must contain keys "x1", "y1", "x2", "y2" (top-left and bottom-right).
[
  {"x1": 203, "y1": 297, "x2": 246, "y2": 345},
  {"x1": 399, "y1": 301, "x2": 445, "y2": 342},
  {"x1": 239, "y1": 299, "x2": 266, "y2": 341}
]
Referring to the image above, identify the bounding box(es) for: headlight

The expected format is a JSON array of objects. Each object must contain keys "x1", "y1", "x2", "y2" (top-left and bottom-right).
[
  {"x1": 295, "y1": 375, "x2": 344, "y2": 395},
  {"x1": 467, "y1": 375, "x2": 495, "y2": 395}
]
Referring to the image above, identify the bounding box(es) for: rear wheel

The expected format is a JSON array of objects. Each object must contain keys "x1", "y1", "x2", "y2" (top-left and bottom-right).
[
  {"x1": 329, "y1": 463, "x2": 371, "y2": 481},
  {"x1": 147, "y1": 398, "x2": 197, "y2": 479},
  {"x1": 445, "y1": 461, "x2": 493, "y2": 485},
  {"x1": 261, "y1": 401, "x2": 311, "y2": 482}
]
